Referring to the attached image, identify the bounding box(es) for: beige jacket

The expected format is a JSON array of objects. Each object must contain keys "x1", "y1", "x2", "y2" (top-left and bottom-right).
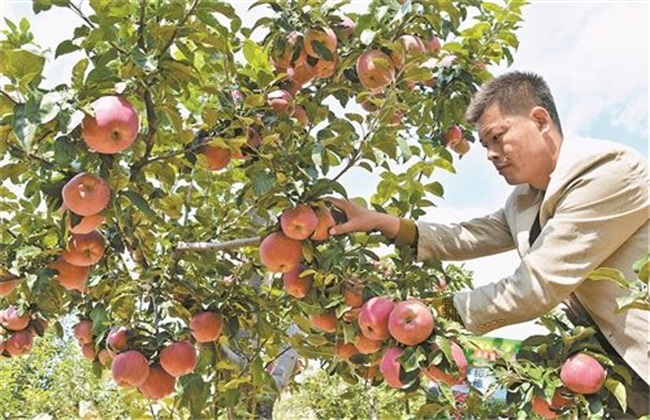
[{"x1": 416, "y1": 137, "x2": 649, "y2": 383}]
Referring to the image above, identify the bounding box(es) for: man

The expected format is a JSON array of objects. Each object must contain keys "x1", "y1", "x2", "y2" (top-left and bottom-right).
[{"x1": 327, "y1": 71, "x2": 649, "y2": 416}]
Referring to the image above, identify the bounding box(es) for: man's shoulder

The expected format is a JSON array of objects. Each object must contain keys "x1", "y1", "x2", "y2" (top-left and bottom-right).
[
  {"x1": 561, "y1": 136, "x2": 645, "y2": 163},
  {"x1": 548, "y1": 136, "x2": 648, "y2": 198}
]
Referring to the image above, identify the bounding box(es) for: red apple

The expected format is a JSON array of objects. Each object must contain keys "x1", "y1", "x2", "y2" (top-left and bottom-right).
[
  {"x1": 111, "y1": 350, "x2": 150, "y2": 387},
  {"x1": 451, "y1": 137, "x2": 470, "y2": 156},
  {"x1": 358, "y1": 297, "x2": 395, "y2": 341},
  {"x1": 444, "y1": 125, "x2": 463, "y2": 147},
  {"x1": 107, "y1": 326, "x2": 129, "y2": 351},
  {"x1": 69, "y1": 213, "x2": 105, "y2": 235},
  {"x1": 139, "y1": 365, "x2": 176, "y2": 400},
  {"x1": 282, "y1": 265, "x2": 313, "y2": 298},
  {"x1": 308, "y1": 52, "x2": 338, "y2": 79},
  {"x1": 98, "y1": 348, "x2": 113, "y2": 366},
  {"x1": 50, "y1": 258, "x2": 90, "y2": 291},
  {"x1": 353, "y1": 333, "x2": 383, "y2": 355},
  {"x1": 390, "y1": 34, "x2": 425, "y2": 69},
  {"x1": 281, "y1": 204, "x2": 319, "y2": 240},
  {"x1": 380, "y1": 347, "x2": 404, "y2": 388},
  {"x1": 310, "y1": 204, "x2": 336, "y2": 241},
  {"x1": 531, "y1": 396, "x2": 558, "y2": 419},
  {"x1": 291, "y1": 106, "x2": 309, "y2": 126},
  {"x1": 189, "y1": 311, "x2": 224, "y2": 343},
  {"x1": 200, "y1": 145, "x2": 231, "y2": 171},
  {"x1": 310, "y1": 311, "x2": 337, "y2": 333},
  {"x1": 335, "y1": 342, "x2": 359, "y2": 360},
  {"x1": 1, "y1": 306, "x2": 30, "y2": 331},
  {"x1": 287, "y1": 61, "x2": 316, "y2": 86},
  {"x1": 73, "y1": 319, "x2": 94, "y2": 345},
  {"x1": 560, "y1": 353, "x2": 606, "y2": 394},
  {"x1": 81, "y1": 343, "x2": 96, "y2": 361},
  {"x1": 160, "y1": 341, "x2": 197, "y2": 377},
  {"x1": 267, "y1": 89, "x2": 293, "y2": 114},
  {"x1": 4, "y1": 330, "x2": 33, "y2": 356},
  {"x1": 356, "y1": 50, "x2": 395, "y2": 92},
  {"x1": 82, "y1": 96, "x2": 139, "y2": 154},
  {"x1": 62, "y1": 172, "x2": 111, "y2": 217},
  {"x1": 425, "y1": 36, "x2": 442, "y2": 53},
  {"x1": 334, "y1": 15, "x2": 355, "y2": 41},
  {"x1": 259, "y1": 232, "x2": 303, "y2": 273},
  {"x1": 270, "y1": 32, "x2": 303, "y2": 69},
  {"x1": 388, "y1": 299, "x2": 435, "y2": 346},
  {"x1": 62, "y1": 230, "x2": 106, "y2": 267},
  {"x1": 343, "y1": 282, "x2": 364, "y2": 308}
]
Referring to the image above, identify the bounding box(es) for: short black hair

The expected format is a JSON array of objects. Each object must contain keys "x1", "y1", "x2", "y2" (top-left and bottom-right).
[{"x1": 465, "y1": 71, "x2": 563, "y2": 135}]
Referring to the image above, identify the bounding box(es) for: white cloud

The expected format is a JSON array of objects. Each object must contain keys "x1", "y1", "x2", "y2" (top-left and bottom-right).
[{"x1": 506, "y1": 2, "x2": 648, "y2": 138}]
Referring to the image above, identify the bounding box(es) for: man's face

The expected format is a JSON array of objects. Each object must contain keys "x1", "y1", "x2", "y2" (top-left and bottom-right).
[{"x1": 476, "y1": 103, "x2": 556, "y2": 190}]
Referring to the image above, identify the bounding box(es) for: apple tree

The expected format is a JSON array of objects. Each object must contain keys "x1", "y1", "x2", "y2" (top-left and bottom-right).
[{"x1": 3, "y1": 0, "x2": 629, "y2": 418}]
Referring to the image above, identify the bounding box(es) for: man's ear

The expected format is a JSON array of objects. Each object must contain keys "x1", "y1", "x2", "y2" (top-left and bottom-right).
[{"x1": 530, "y1": 106, "x2": 551, "y2": 132}]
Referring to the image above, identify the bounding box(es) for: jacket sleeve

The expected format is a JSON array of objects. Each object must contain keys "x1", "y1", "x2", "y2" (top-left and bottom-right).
[
  {"x1": 453, "y1": 149, "x2": 649, "y2": 334},
  {"x1": 415, "y1": 208, "x2": 516, "y2": 261}
]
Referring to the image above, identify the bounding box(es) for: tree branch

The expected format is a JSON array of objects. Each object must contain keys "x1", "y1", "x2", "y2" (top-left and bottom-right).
[
  {"x1": 137, "y1": 0, "x2": 147, "y2": 50},
  {"x1": 174, "y1": 236, "x2": 261, "y2": 258},
  {"x1": 158, "y1": 0, "x2": 201, "y2": 59},
  {"x1": 129, "y1": 87, "x2": 158, "y2": 181}
]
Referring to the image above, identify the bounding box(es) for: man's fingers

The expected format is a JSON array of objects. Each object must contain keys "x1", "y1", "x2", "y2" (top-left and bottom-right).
[
  {"x1": 323, "y1": 196, "x2": 346, "y2": 209},
  {"x1": 329, "y1": 221, "x2": 353, "y2": 236}
]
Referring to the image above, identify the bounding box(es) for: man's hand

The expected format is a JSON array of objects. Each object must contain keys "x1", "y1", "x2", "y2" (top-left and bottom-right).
[{"x1": 324, "y1": 196, "x2": 401, "y2": 239}]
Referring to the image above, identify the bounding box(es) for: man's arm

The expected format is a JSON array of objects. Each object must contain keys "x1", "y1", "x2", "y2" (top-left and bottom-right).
[
  {"x1": 415, "y1": 208, "x2": 516, "y2": 261},
  {"x1": 454, "y1": 150, "x2": 648, "y2": 334}
]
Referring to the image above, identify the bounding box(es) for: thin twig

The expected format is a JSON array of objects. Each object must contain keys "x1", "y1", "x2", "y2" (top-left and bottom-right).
[
  {"x1": 68, "y1": 2, "x2": 96, "y2": 29},
  {"x1": 67, "y1": 2, "x2": 129, "y2": 55}
]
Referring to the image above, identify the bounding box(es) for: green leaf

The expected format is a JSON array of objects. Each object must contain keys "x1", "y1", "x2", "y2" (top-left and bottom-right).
[
  {"x1": 71, "y1": 58, "x2": 89, "y2": 90},
  {"x1": 0, "y1": 162, "x2": 28, "y2": 181},
  {"x1": 179, "y1": 373, "x2": 210, "y2": 418},
  {"x1": 424, "y1": 181, "x2": 444, "y2": 197},
  {"x1": 604, "y1": 378, "x2": 627, "y2": 413},
  {"x1": 1, "y1": 49, "x2": 45, "y2": 87},
  {"x1": 121, "y1": 190, "x2": 157, "y2": 219},
  {"x1": 588, "y1": 267, "x2": 630, "y2": 288},
  {"x1": 55, "y1": 39, "x2": 78, "y2": 58},
  {"x1": 248, "y1": 167, "x2": 275, "y2": 195}
]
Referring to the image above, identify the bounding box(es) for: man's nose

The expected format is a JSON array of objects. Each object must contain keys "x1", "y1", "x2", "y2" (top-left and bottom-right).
[{"x1": 486, "y1": 147, "x2": 499, "y2": 161}]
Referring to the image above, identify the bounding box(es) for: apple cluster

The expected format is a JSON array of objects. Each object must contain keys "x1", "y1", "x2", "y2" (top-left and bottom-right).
[
  {"x1": 71, "y1": 310, "x2": 224, "y2": 401},
  {"x1": 0, "y1": 306, "x2": 48, "y2": 358},
  {"x1": 279, "y1": 258, "x2": 470, "y2": 391},
  {"x1": 49, "y1": 95, "x2": 140, "y2": 292},
  {"x1": 259, "y1": 202, "x2": 336, "y2": 273}
]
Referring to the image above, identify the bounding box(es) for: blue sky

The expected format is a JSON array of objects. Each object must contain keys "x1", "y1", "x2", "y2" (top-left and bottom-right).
[{"x1": 1, "y1": 1, "x2": 647, "y2": 339}]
